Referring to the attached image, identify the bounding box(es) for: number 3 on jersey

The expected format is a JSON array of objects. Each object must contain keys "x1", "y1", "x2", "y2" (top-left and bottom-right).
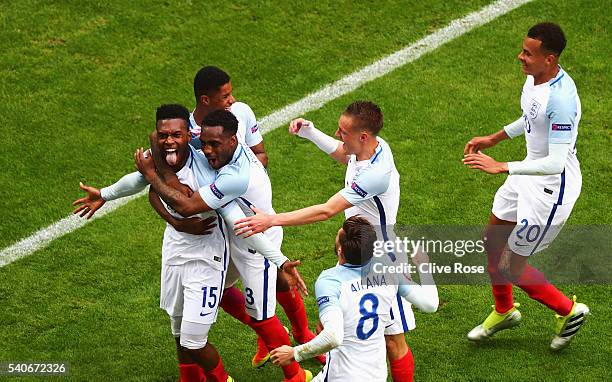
[{"x1": 356, "y1": 293, "x2": 379, "y2": 340}]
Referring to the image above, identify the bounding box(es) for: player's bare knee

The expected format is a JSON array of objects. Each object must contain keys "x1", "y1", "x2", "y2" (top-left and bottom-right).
[{"x1": 498, "y1": 250, "x2": 521, "y2": 282}]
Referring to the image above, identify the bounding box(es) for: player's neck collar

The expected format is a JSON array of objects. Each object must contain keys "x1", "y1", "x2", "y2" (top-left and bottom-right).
[
  {"x1": 230, "y1": 144, "x2": 244, "y2": 164},
  {"x1": 548, "y1": 65, "x2": 564, "y2": 87}
]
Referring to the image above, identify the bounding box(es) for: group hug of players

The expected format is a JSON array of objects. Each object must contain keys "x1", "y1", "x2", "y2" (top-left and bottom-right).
[{"x1": 73, "y1": 22, "x2": 589, "y2": 382}]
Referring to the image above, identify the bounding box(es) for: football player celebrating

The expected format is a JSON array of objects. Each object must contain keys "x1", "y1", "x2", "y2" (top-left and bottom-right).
[
  {"x1": 73, "y1": 105, "x2": 306, "y2": 382},
  {"x1": 269, "y1": 216, "x2": 438, "y2": 382},
  {"x1": 463, "y1": 22, "x2": 589, "y2": 350},
  {"x1": 235, "y1": 101, "x2": 419, "y2": 381},
  {"x1": 150, "y1": 66, "x2": 320, "y2": 367},
  {"x1": 135, "y1": 109, "x2": 312, "y2": 382}
]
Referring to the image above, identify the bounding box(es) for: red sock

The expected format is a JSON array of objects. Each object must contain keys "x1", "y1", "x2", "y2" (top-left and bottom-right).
[
  {"x1": 487, "y1": 247, "x2": 514, "y2": 313},
  {"x1": 277, "y1": 288, "x2": 313, "y2": 342},
  {"x1": 179, "y1": 363, "x2": 202, "y2": 382},
  {"x1": 390, "y1": 347, "x2": 414, "y2": 382},
  {"x1": 515, "y1": 265, "x2": 573, "y2": 316},
  {"x1": 251, "y1": 316, "x2": 300, "y2": 379},
  {"x1": 204, "y1": 357, "x2": 228, "y2": 382},
  {"x1": 220, "y1": 287, "x2": 251, "y2": 325}
]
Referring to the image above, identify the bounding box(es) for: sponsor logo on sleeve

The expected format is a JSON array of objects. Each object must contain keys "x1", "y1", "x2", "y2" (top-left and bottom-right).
[
  {"x1": 209, "y1": 183, "x2": 224, "y2": 199},
  {"x1": 552, "y1": 123, "x2": 572, "y2": 131},
  {"x1": 351, "y1": 182, "x2": 368, "y2": 198},
  {"x1": 317, "y1": 296, "x2": 330, "y2": 307},
  {"x1": 251, "y1": 124, "x2": 259, "y2": 133}
]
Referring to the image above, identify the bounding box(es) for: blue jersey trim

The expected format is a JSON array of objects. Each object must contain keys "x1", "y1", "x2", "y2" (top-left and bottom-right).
[
  {"x1": 396, "y1": 293, "x2": 409, "y2": 332},
  {"x1": 340, "y1": 263, "x2": 362, "y2": 269},
  {"x1": 323, "y1": 352, "x2": 331, "y2": 382},
  {"x1": 216, "y1": 213, "x2": 228, "y2": 293},
  {"x1": 370, "y1": 144, "x2": 383, "y2": 163},
  {"x1": 549, "y1": 72, "x2": 565, "y2": 87},
  {"x1": 529, "y1": 169, "x2": 566, "y2": 255},
  {"x1": 187, "y1": 146, "x2": 196, "y2": 169},
  {"x1": 373, "y1": 196, "x2": 396, "y2": 262},
  {"x1": 262, "y1": 258, "x2": 270, "y2": 320},
  {"x1": 231, "y1": 146, "x2": 245, "y2": 164},
  {"x1": 557, "y1": 169, "x2": 565, "y2": 205}
]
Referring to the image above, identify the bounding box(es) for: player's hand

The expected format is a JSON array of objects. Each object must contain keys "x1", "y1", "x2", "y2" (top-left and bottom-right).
[
  {"x1": 270, "y1": 345, "x2": 295, "y2": 366},
  {"x1": 463, "y1": 151, "x2": 508, "y2": 174},
  {"x1": 234, "y1": 206, "x2": 274, "y2": 238},
  {"x1": 289, "y1": 118, "x2": 311, "y2": 135},
  {"x1": 72, "y1": 182, "x2": 105, "y2": 219},
  {"x1": 410, "y1": 247, "x2": 430, "y2": 267},
  {"x1": 281, "y1": 260, "x2": 308, "y2": 296},
  {"x1": 173, "y1": 216, "x2": 217, "y2": 235},
  {"x1": 134, "y1": 147, "x2": 156, "y2": 179},
  {"x1": 464, "y1": 136, "x2": 497, "y2": 154}
]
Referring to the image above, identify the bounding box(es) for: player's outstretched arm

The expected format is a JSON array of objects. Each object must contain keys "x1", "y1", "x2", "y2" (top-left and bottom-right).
[
  {"x1": 218, "y1": 201, "x2": 308, "y2": 295},
  {"x1": 234, "y1": 192, "x2": 352, "y2": 237},
  {"x1": 135, "y1": 148, "x2": 212, "y2": 217},
  {"x1": 289, "y1": 118, "x2": 349, "y2": 164},
  {"x1": 72, "y1": 182, "x2": 105, "y2": 219},
  {"x1": 148, "y1": 188, "x2": 217, "y2": 235},
  {"x1": 398, "y1": 250, "x2": 439, "y2": 313},
  {"x1": 72, "y1": 171, "x2": 149, "y2": 219}
]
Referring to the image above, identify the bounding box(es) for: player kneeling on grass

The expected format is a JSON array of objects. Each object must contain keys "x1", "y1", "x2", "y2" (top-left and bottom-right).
[
  {"x1": 270, "y1": 216, "x2": 438, "y2": 382},
  {"x1": 463, "y1": 22, "x2": 589, "y2": 350}
]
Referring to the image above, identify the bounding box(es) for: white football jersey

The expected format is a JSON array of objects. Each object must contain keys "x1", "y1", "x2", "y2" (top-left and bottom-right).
[
  {"x1": 341, "y1": 137, "x2": 400, "y2": 231},
  {"x1": 189, "y1": 102, "x2": 263, "y2": 149},
  {"x1": 514, "y1": 67, "x2": 582, "y2": 204},
  {"x1": 160, "y1": 145, "x2": 228, "y2": 270},
  {"x1": 339, "y1": 136, "x2": 415, "y2": 332},
  {"x1": 315, "y1": 263, "x2": 413, "y2": 382}
]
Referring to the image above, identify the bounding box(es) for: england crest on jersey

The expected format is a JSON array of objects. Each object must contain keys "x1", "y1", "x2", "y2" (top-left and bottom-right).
[{"x1": 528, "y1": 99, "x2": 541, "y2": 119}]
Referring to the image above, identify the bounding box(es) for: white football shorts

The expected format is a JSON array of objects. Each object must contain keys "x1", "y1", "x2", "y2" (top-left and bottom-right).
[
  {"x1": 160, "y1": 259, "x2": 225, "y2": 325},
  {"x1": 492, "y1": 175, "x2": 576, "y2": 257},
  {"x1": 223, "y1": 226, "x2": 283, "y2": 320},
  {"x1": 385, "y1": 294, "x2": 416, "y2": 335}
]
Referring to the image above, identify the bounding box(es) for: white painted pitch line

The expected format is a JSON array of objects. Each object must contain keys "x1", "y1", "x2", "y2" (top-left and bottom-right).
[
  {"x1": 259, "y1": 0, "x2": 534, "y2": 133},
  {"x1": 0, "y1": 190, "x2": 148, "y2": 267},
  {"x1": 0, "y1": 0, "x2": 533, "y2": 267}
]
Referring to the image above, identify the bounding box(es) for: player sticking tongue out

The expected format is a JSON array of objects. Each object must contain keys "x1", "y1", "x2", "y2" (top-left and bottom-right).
[{"x1": 156, "y1": 115, "x2": 192, "y2": 171}]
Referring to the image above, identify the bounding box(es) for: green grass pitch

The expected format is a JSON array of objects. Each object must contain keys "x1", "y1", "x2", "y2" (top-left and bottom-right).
[{"x1": 1, "y1": 0, "x2": 610, "y2": 381}]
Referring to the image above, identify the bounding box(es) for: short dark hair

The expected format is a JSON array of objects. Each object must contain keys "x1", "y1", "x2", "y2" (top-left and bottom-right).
[
  {"x1": 339, "y1": 216, "x2": 377, "y2": 265},
  {"x1": 527, "y1": 22, "x2": 566, "y2": 56},
  {"x1": 156, "y1": 104, "x2": 190, "y2": 131},
  {"x1": 343, "y1": 100, "x2": 383, "y2": 135},
  {"x1": 202, "y1": 109, "x2": 238, "y2": 136},
  {"x1": 194, "y1": 66, "x2": 231, "y2": 102}
]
